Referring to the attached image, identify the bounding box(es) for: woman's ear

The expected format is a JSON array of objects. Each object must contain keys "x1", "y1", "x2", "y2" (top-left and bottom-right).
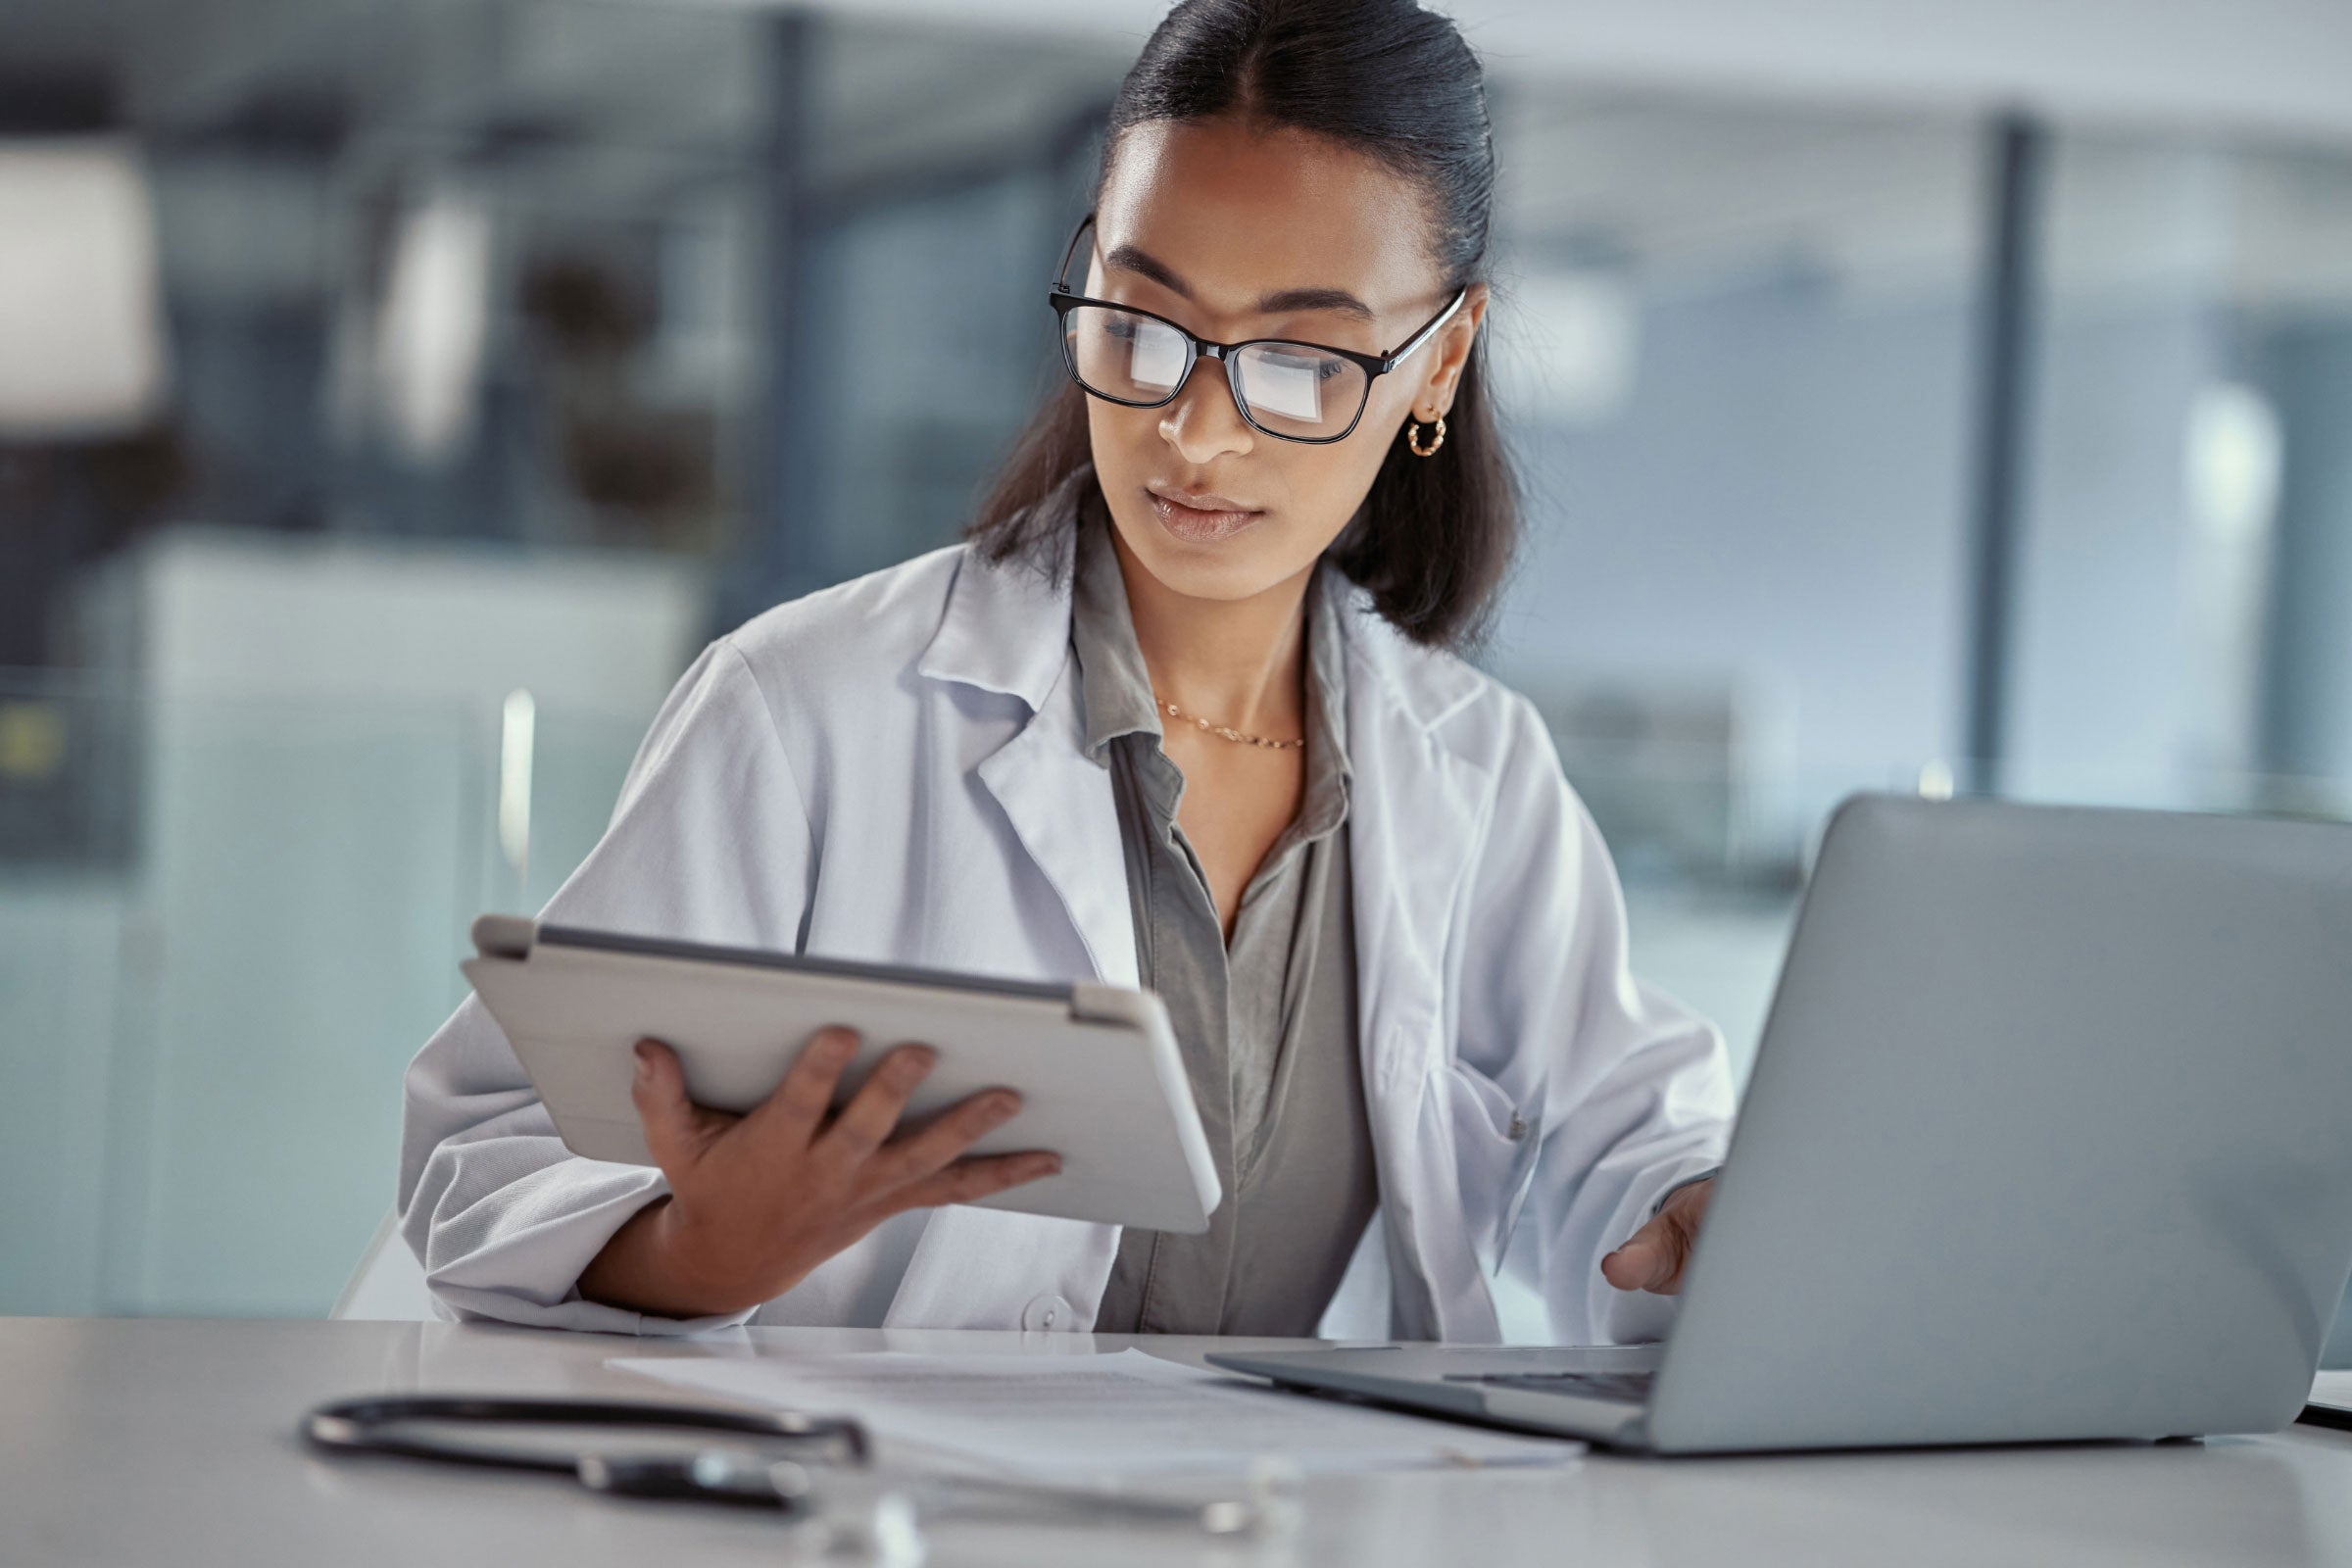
[{"x1": 1414, "y1": 282, "x2": 1489, "y2": 418}]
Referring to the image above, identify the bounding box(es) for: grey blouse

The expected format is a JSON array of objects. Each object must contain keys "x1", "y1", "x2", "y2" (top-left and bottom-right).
[{"x1": 1066, "y1": 514, "x2": 1380, "y2": 1336}]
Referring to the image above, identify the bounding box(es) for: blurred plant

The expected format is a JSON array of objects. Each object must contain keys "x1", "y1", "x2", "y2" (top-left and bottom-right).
[{"x1": 519, "y1": 253, "x2": 718, "y2": 547}]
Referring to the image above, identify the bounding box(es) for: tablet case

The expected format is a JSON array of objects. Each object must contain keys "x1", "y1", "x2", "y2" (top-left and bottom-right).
[{"x1": 462, "y1": 916, "x2": 1222, "y2": 1233}]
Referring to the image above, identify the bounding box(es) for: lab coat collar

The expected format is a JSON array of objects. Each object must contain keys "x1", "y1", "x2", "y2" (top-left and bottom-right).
[
  {"x1": 1329, "y1": 579, "x2": 1490, "y2": 746},
  {"x1": 916, "y1": 469, "x2": 1090, "y2": 713}
]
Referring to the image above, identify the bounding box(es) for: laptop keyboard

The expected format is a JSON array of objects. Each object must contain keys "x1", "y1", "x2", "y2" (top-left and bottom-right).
[{"x1": 1443, "y1": 1369, "x2": 1657, "y2": 1404}]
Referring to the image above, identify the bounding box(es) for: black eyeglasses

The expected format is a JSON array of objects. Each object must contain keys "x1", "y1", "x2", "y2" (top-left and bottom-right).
[{"x1": 1048, "y1": 211, "x2": 1466, "y2": 445}]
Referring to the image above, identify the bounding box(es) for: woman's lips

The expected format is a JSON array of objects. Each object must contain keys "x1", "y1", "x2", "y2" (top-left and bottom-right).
[{"x1": 1148, "y1": 489, "x2": 1264, "y2": 544}]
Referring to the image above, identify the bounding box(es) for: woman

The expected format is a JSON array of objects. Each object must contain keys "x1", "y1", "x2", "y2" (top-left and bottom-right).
[{"x1": 400, "y1": 0, "x2": 1730, "y2": 1346}]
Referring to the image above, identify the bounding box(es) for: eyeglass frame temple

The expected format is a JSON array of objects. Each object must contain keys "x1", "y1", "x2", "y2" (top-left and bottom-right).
[{"x1": 1051, "y1": 209, "x2": 1470, "y2": 377}]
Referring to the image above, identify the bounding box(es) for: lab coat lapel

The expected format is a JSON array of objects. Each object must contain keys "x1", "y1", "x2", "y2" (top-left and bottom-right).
[
  {"x1": 974, "y1": 674, "x2": 1139, "y2": 988},
  {"x1": 914, "y1": 518, "x2": 1137, "y2": 989},
  {"x1": 1339, "y1": 590, "x2": 1501, "y2": 1342},
  {"x1": 893, "y1": 512, "x2": 1133, "y2": 1329}
]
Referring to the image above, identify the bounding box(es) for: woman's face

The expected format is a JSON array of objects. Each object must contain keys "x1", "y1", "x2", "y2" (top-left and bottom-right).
[{"x1": 1081, "y1": 116, "x2": 1489, "y2": 607}]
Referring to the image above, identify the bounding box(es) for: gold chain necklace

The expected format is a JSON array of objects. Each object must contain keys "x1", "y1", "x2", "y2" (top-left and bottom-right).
[{"x1": 1153, "y1": 694, "x2": 1303, "y2": 750}]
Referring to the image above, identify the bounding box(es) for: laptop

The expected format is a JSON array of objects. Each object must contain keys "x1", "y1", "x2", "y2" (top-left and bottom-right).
[{"x1": 1208, "y1": 793, "x2": 2352, "y2": 1453}]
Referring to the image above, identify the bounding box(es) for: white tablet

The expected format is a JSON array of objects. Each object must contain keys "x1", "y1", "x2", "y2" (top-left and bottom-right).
[{"x1": 462, "y1": 916, "x2": 1220, "y2": 1233}]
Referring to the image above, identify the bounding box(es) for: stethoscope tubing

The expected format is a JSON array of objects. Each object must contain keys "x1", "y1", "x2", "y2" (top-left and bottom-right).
[
  {"x1": 300, "y1": 1393, "x2": 1288, "y2": 1535},
  {"x1": 302, "y1": 1393, "x2": 870, "y2": 1476}
]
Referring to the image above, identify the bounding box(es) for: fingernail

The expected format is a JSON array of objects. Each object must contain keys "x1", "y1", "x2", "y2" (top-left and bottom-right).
[
  {"x1": 987, "y1": 1092, "x2": 1021, "y2": 1121},
  {"x1": 896, "y1": 1046, "x2": 937, "y2": 1080},
  {"x1": 1033, "y1": 1154, "x2": 1062, "y2": 1176},
  {"x1": 632, "y1": 1042, "x2": 654, "y2": 1082},
  {"x1": 819, "y1": 1030, "x2": 857, "y2": 1062}
]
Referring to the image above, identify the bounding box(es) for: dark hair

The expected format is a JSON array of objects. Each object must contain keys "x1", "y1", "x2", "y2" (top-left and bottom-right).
[{"x1": 965, "y1": 0, "x2": 1516, "y2": 651}]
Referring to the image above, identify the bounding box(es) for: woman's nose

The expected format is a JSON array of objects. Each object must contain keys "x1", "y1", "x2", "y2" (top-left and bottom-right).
[{"x1": 1158, "y1": 354, "x2": 1254, "y2": 465}]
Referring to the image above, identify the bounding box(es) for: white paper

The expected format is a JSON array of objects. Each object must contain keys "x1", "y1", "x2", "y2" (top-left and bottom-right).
[{"x1": 610, "y1": 1348, "x2": 1584, "y2": 1480}]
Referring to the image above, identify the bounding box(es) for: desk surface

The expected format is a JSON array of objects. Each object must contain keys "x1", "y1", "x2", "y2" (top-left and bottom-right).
[{"x1": 7, "y1": 1317, "x2": 2349, "y2": 1567}]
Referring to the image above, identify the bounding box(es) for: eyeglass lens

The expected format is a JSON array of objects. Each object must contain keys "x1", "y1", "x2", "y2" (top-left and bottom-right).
[{"x1": 1062, "y1": 304, "x2": 1369, "y2": 441}]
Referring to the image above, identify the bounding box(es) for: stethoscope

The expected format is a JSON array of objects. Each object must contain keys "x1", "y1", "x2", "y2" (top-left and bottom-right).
[
  {"x1": 303, "y1": 1394, "x2": 869, "y2": 1505},
  {"x1": 302, "y1": 1394, "x2": 1299, "y2": 1553}
]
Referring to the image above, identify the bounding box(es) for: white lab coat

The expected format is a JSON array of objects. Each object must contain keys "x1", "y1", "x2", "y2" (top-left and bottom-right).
[{"x1": 398, "y1": 527, "x2": 1733, "y2": 1346}]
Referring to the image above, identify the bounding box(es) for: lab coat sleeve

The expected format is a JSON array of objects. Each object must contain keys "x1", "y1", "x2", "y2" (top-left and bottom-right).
[
  {"x1": 397, "y1": 637, "x2": 814, "y2": 1335},
  {"x1": 1451, "y1": 693, "x2": 1735, "y2": 1346}
]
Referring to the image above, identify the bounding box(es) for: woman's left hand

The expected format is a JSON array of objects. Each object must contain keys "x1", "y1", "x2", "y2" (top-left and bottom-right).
[{"x1": 1600, "y1": 1178, "x2": 1714, "y2": 1295}]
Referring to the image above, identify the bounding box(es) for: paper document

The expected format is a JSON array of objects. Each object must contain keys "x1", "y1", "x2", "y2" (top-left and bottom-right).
[
  {"x1": 611, "y1": 1348, "x2": 1584, "y2": 1479},
  {"x1": 2313, "y1": 1371, "x2": 2352, "y2": 1411}
]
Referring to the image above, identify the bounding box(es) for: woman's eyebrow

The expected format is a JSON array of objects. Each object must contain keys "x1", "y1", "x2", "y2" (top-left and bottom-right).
[{"x1": 1103, "y1": 241, "x2": 1376, "y2": 322}]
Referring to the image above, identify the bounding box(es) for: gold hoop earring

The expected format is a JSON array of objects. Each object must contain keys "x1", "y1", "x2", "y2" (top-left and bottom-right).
[{"x1": 1405, "y1": 414, "x2": 1446, "y2": 458}]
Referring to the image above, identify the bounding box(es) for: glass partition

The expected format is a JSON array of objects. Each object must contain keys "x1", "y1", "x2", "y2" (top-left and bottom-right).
[{"x1": 0, "y1": 668, "x2": 645, "y2": 1317}]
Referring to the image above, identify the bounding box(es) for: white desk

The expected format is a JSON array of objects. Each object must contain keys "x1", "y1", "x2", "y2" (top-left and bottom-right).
[{"x1": 7, "y1": 1317, "x2": 2348, "y2": 1567}]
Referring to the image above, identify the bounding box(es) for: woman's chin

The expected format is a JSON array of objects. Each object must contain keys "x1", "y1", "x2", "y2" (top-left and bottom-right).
[{"x1": 1114, "y1": 517, "x2": 1303, "y2": 605}]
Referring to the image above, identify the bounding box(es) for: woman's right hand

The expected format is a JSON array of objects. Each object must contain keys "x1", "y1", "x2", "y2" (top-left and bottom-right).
[{"x1": 577, "y1": 1027, "x2": 1060, "y2": 1318}]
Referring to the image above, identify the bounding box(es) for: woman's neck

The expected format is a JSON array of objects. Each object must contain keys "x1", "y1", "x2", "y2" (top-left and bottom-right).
[{"x1": 1108, "y1": 526, "x2": 1314, "y2": 737}]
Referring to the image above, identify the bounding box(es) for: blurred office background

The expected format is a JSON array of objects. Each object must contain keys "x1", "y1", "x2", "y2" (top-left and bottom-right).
[{"x1": 0, "y1": 0, "x2": 2347, "y2": 1353}]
